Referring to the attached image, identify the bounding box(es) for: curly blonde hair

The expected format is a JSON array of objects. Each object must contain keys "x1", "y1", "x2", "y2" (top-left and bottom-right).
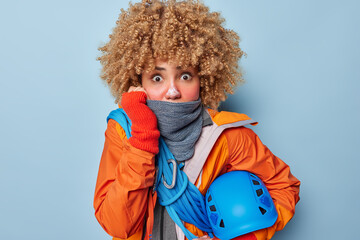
[{"x1": 98, "y1": 0, "x2": 244, "y2": 108}]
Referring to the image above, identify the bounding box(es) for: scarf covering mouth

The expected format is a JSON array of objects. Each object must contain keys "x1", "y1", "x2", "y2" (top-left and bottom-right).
[{"x1": 146, "y1": 99, "x2": 203, "y2": 161}]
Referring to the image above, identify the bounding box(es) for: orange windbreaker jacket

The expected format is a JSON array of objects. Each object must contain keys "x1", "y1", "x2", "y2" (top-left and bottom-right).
[{"x1": 94, "y1": 109, "x2": 300, "y2": 240}]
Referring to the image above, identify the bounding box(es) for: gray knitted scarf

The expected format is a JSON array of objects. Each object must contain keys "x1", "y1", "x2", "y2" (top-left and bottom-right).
[{"x1": 146, "y1": 99, "x2": 203, "y2": 161}]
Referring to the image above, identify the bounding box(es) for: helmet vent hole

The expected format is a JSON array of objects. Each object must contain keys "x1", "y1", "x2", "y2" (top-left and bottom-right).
[
  {"x1": 210, "y1": 213, "x2": 218, "y2": 225},
  {"x1": 256, "y1": 189, "x2": 263, "y2": 197},
  {"x1": 207, "y1": 195, "x2": 212, "y2": 202},
  {"x1": 220, "y1": 219, "x2": 225, "y2": 228},
  {"x1": 252, "y1": 180, "x2": 260, "y2": 185},
  {"x1": 210, "y1": 205, "x2": 216, "y2": 212},
  {"x1": 259, "y1": 207, "x2": 267, "y2": 215}
]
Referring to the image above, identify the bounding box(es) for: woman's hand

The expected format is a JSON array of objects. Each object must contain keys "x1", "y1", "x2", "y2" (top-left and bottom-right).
[
  {"x1": 194, "y1": 236, "x2": 215, "y2": 240},
  {"x1": 121, "y1": 86, "x2": 160, "y2": 154},
  {"x1": 128, "y1": 86, "x2": 148, "y2": 95}
]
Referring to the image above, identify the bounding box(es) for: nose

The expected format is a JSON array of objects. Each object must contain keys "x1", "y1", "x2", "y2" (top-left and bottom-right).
[{"x1": 165, "y1": 82, "x2": 181, "y2": 100}]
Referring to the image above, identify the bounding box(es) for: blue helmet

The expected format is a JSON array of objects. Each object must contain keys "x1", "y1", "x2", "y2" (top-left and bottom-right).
[{"x1": 205, "y1": 171, "x2": 278, "y2": 240}]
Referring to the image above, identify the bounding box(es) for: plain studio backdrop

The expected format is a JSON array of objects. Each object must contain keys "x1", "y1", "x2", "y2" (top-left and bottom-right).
[{"x1": 0, "y1": 0, "x2": 359, "y2": 239}]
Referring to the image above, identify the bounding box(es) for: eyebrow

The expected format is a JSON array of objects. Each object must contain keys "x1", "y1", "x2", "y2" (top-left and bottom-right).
[
  {"x1": 155, "y1": 66, "x2": 183, "y2": 71},
  {"x1": 155, "y1": 66, "x2": 165, "y2": 71}
]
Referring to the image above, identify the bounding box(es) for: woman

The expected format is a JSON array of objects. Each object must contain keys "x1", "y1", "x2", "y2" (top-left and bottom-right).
[{"x1": 93, "y1": 1, "x2": 300, "y2": 240}]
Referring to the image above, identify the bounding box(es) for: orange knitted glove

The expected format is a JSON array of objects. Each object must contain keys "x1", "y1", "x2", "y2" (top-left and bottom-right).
[{"x1": 121, "y1": 91, "x2": 160, "y2": 154}]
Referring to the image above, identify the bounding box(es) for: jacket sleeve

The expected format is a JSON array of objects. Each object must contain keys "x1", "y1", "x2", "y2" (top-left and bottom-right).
[
  {"x1": 224, "y1": 127, "x2": 300, "y2": 240},
  {"x1": 93, "y1": 119, "x2": 156, "y2": 238}
]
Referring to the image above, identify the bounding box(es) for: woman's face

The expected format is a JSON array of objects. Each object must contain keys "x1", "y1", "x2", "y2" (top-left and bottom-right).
[{"x1": 141, "y1": 59, "x2": 200, "y2": 102}]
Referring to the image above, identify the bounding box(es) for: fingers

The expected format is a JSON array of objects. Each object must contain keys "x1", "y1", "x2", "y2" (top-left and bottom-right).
[
  {"x1": 194, "y1": 235, "x2": 212, "y2": 240},
  {"x1": 128, "y1": 86, "x2": 149, "y2": 99},
  {"x1": 128, "y1": 86, "x2": 146, "y2": 93}
]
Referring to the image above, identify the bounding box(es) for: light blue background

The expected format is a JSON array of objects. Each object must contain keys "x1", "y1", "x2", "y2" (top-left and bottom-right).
[{"x1": 1, "y1": 0, "x2": 359, "y2": 239}]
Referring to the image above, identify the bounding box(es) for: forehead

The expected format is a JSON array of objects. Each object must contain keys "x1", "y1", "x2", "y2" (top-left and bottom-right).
[{"x1": 144, "y1": 58, "x2": 197, "y2": 72}]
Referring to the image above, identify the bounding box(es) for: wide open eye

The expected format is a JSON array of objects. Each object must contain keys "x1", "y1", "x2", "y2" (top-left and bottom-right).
[
  {"x1": 180, "y1": 73, "x2": 192, "y2": 81},
  {"x1": 151, "y1": 74, "x2": 163, "y2": 82}
]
